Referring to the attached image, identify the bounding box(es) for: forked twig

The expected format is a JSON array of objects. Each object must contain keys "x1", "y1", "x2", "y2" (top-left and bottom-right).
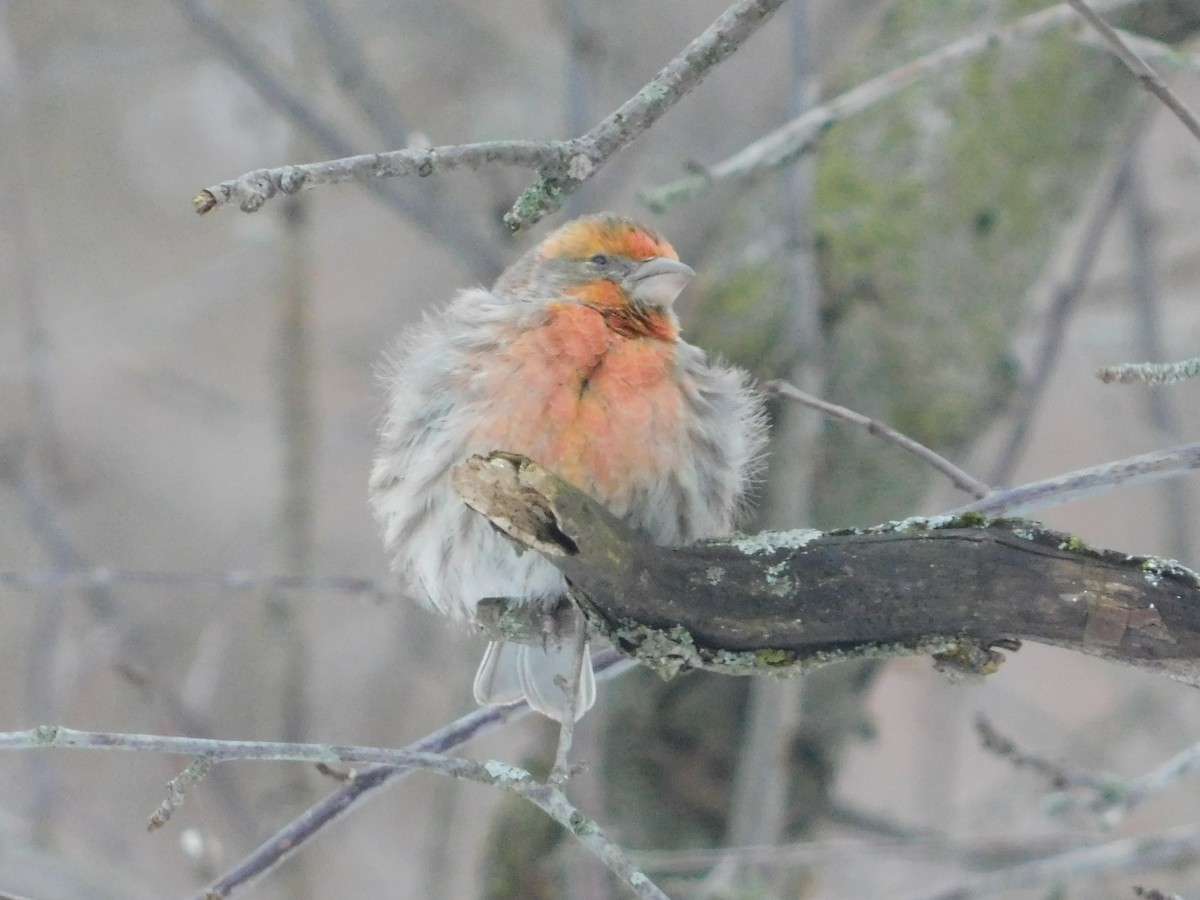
[{"x1": 193, "y1": 0, "x2": 788, "y2": 231}]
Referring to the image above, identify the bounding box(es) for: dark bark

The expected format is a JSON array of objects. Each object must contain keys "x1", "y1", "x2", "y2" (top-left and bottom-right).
[{"x1": 455, "y1": 453, "x2": 1200, "y2": 686}]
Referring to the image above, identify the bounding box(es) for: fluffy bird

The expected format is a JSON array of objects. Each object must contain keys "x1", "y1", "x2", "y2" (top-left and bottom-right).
[{"x1": 370, "y1": 214, "x2": 766, "y2": 721}]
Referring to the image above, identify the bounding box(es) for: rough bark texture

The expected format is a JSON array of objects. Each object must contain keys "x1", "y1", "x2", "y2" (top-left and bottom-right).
[{"x1": 458, "y1": 453, "x2": 1200, "y2": 685}]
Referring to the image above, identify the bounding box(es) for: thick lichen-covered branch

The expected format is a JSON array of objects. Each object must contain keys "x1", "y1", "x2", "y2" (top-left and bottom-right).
[{"x1": 454, "y1": 453, "x2": 1200, "y2": 685}]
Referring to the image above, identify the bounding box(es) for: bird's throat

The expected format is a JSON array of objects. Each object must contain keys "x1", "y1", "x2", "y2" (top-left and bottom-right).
[{"x1": 596, "y1": 302, "x2": 678, "y2": 342}]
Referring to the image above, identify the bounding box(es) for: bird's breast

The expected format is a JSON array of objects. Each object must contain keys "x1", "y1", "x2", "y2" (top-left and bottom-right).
[{"x1": 466, "y1": 303, "x2": 686, "y2": 508}]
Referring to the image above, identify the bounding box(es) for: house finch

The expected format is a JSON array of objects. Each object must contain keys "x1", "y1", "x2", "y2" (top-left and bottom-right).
[{"x1": 369, "y1": 214, "x2": 766, "y2": 721}]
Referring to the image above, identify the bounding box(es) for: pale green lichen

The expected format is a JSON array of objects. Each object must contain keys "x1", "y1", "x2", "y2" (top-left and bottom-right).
[
  {"x1": 613, "y1": 617, "x2": 962, "y2": 678},
  {"x1": 638, "y1": 81, "x2": 670, "y2": 104},
  {"x1": 483, "y1": 760, "x2": 530, "y2": 785},
  {"x1": 705, "y1": 566, "x2": 725, "y2": 585},
  {"x1": 730, "y1": 528, "x2": 824, "y2": 556},
  {"x1": 1141, "y1": 556, "x2": 1200, "y2": 590},
  {"x1": 763, "y1": 561, "x2": 795, "y2": 597},
  {"x1": 876, "y1": 512, "x2": 993, "y2": 535}
]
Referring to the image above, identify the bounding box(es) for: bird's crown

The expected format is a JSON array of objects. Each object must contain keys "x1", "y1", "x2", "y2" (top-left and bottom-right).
[
  {"x1": 492, "y1": 214, "x2": 693, "y2": 337},
  {"x1": 535, "y1": 215, "x2": 679, "y2": 265}
]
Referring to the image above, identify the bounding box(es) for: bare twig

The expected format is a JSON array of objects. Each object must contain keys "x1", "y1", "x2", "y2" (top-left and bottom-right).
[
  {"x1": 195, "y1": 0, "x2": 788, "y2": 230},
  {"x1": 0, "y1": 723, "x2": 666, "y2": 899},
  {"x1": 291, "y1": 0, "x2": 410, "y2": 148},
  {"x1": 1007, "y1": 732, "x2": 1200, "y2": 829},
  {"x1": 912, "y1": 825, "x2": 1200, "y2": 900},
  {"x1": 170, "y1": 0, "x2": 500, "y2": 274},
  {"x1": 641, "y1": 0, "x2": 1142, "y2": 210},
  {"x1": 988, "y1": 129, "x2": 1137, "y2": 485},
  {"x1": 0, "y1": 446, "x2": 255, "y2": 843},
  {"x1": 1122, "y1": 160, "x2": 1191, "y2": 561},
  {"x1": 1098, "y1": 358, "x2": 1200, "y2": 385},
  {"x1": 0, "y1": 567, "x2": 393, "y2": 600},
  {"x1": 1116, "y1": 738, "x2": 1200, "y2": 822},
  {"x1": 964, "y1": 440, "x2": 1200, "y2": 516},
  {"x1": 634, "y1": 831, "x2": 1098, "y2": 873},
  {"x1": 975, "y1": 715, "x2": 1116, "y2": 796},
  {"x1": 194, "y1": 647, "x2": 633, "y2": 898},
  {"x1": 1068, "y1": 0, "x2": 1200, "y2": 144},
  {"x1": 1082, "y1": 26, "x2": 1200, "y2": 74},
  {"x1": 148, "y1": 756, "x2": 214, "y2": 832},
  {"x1": 271, "y1": 123, "x2": 318, "y2": 899},
  {"x1": 192, "y1": 141, "x2": 554, "y2": 214},
  {"x1": 766, "y1": 380, "x2": 991, "y2": 498},
  {"x1": 290, "y1": 0, "x2": 508, "y2": 270}
]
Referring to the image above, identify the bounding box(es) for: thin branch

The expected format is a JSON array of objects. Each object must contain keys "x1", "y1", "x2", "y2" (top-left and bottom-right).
[
  {"x1": 975, "y1": 715, "x2": 1116, "y2": 797},
  {"x1": 640, "y1": 0, "x2": 1142, "y2": 210},
  {"x1": 963, "y1": 440, "x2": 1200, "y2": 516},
  {"x1": 504, "y1": 0, "x2": 787, "y2": 230},
  {"x1": 1068, "y1": 0, "x2": 1200, "y2": 144},
  {"x1": 634, "y1": 831, "x2": 1099, "y2": 873},
  {"x1": 0, "y1": 447, "x2": 262, "y2": 845},
  {"x1": 0, "y1": 724, "x2": 464, "y2": 764},
  {"x1": 287, "y1": 0, "x2": 507, "y2": 279},
  {"x1": 193, "y1": 141, "x2": 555, "y2": 214},
  {"x1": 982, "y1": 717, "x2": 1200, "y2": 828},
  {"x1": 765, "y1": 380, "x2": 991, "y2": 499},
  {"x1": 1098, "y1": 358, "x2": 1200, "y2": 385},
  {"x1": 987, "y1": 128, "x2": 1138, "y2": 485},
  {"x1": 148, "y1": 756, "x2": 214, "y2": 832},
  {"x1": 194, "y1": 647, "x2": 634, "y2": 898},
  {"x1": 0, "y1": 724, "x2": 667, "y2": 899},
  {"x1": 1122, "y1": 158, "x2": 1192, "y2": 561},
  {"x1": 1116, "y1": 737, "x2": 1200, "y2": 822},
  {"x1": 270, "y1": 182, "x2": 317, "y2": 899},
  {"x1": 1097, "y1": 27, "x2": 1200, "y2": 74},
  {"x1": 0, "y1": 567, "x2": 394, "y2": 600},
  {"x1": 170, "y1": 0, "x2": 500, "y2": 274},
  {"x1": 913, "y1": 826, "x2": 1200, "y2": 900},
  {"x1": 290, "y1": 0, "x2": 411, "y2": 148},
  {"x1": 195, "y1": 0, "x2": 788, "y2": 230}
]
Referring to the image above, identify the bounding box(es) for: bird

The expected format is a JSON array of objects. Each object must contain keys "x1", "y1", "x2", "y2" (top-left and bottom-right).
[{"x1": 369, "y1": 213, "x2": 767, "y2": 721}]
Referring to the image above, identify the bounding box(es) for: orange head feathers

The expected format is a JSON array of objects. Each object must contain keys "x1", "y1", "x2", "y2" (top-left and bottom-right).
[{"x1": 491, "y1": 215, "x2": 694, "y2": 340}]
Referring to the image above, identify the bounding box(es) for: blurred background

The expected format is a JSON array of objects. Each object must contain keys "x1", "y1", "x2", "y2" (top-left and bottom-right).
[{"x1": 4, "y1": 0, "x2": 1200, "y2": 897}]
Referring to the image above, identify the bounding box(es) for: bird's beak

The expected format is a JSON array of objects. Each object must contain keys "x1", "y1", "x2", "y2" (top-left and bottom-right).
[{"x1": 624, "y1": 257, "x2": 695, "y2": 308}]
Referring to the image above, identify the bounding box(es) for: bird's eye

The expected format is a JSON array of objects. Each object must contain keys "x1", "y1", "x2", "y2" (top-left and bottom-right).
[{"x1": 589, "y1": 254, "x2": 609, "y2": 267}]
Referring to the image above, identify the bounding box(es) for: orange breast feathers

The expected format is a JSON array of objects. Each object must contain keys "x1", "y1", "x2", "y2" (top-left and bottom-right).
[{"x1": 465, "y1": 302, "x2": 685, "y2": 505}]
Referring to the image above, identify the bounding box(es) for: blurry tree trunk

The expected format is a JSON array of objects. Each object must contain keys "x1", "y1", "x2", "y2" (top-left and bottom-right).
[{"x1": 266, "y1": 21, "x2": 317, "y2": 900}]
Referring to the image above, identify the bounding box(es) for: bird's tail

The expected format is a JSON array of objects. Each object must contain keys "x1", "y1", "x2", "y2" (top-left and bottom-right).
[{"x1": 473, "y1": 639, "x2": 596, "y2": 722}]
